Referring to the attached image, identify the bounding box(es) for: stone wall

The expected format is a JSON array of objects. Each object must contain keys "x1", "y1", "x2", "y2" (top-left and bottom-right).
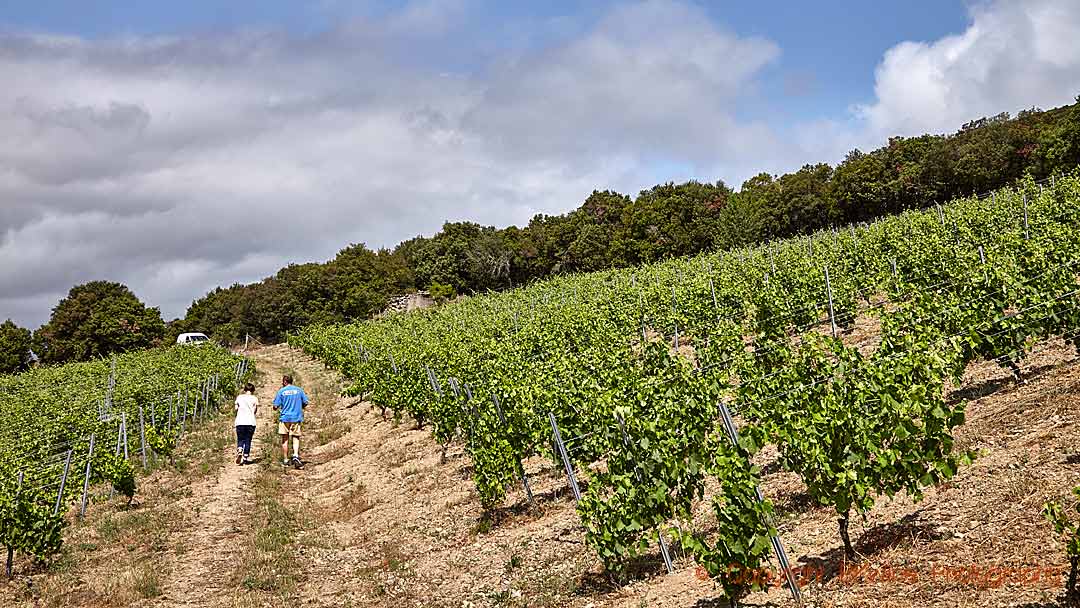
[{"x1": 382, "y1": 291, "x2": 435, "y2": 315}]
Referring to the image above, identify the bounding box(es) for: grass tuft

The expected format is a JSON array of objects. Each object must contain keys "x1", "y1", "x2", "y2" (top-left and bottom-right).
[{"x1": 230, "y1": 426, "x2": 304, "y2": 600}]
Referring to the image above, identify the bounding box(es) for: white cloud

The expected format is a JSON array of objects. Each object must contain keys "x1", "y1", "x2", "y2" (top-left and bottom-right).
[
  {"x1": 856, "y1": 0, "x2": 1080, "y2": 138},
  {"x1": 0, "y1": 1, "x2": 785, "y2": 327},
  {"x1": 464, "y1": 1, "x2": 781, "y2": 164},
  {"x1": 6, "y1": 0, "x2": 1078, "y2": 330}
]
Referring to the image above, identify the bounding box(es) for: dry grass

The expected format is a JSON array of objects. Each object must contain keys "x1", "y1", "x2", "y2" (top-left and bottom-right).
[
  {"x1": 79, "y1": 561, "x2": 165, "y2": 606},
  {"x1": 19, "y1": 339, "x2": 1080, "y2": 608},
  {"x1": 13, "y1": 524, "x2": 174, "y2": 608},
  {"x1": 337, "y1": 480, "x2": 376, "y2": 516},
  {"x1": 229, "y1": 434, "x2": 304, "y2": 602},
  {"x1": 251, "y1": 336, "x2": 1080, "y2": 608},
  {"x1": 379, "y1": 444, "x2": 410, "y2": 468},
  {"x1": 164, "y1": 413, "x2": 235, "y2": 481},
  {"x1": 313, "y1": 410, "x2": 351, "y2": 447},
  {"x1": 318, "y1": 441, "x2": 353, "y2": 463}
]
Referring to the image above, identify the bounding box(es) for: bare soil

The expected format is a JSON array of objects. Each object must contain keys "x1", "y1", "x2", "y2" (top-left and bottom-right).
[{"x1": 10, "y1": 338, "x2": 1080, "y2": 607}]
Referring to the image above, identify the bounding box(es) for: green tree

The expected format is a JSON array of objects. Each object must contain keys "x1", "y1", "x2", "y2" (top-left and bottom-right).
[
  {"x1": 1035, "y1": 97, "x2": 1080, "y2": 175},
  {"x1": 950, "y1": 113, "x2": 1021, "y2": 193},
  {"x1": 0, "y1": 319, "x2": 32, "y2": 373},
  {"x1": 33, "y1": 281, "x2": 166, "y2": 364},
  {"x1": 830, "y1": 149, "x2": 890, "y2": 222},
  {"x1": 619, "y1": 181, "x2": 730, "y2": 263},
  {"x1": 720, "y1": 174, "x2": 775, "y2": 247},
  {"x1": 174, "y1": 283, "x2": 256, "y2": 345},
  {"x1": 170, "y1": 97, "x2": 1080, "y2": 343},
  {"x1": 328, "y1": 244, "x2": 414, "y2": 319}
]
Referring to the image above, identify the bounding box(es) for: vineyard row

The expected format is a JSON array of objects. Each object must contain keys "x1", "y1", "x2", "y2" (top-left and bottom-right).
[{"x1": 294, "y1": 172, "x2": 1080, "y2": 603}]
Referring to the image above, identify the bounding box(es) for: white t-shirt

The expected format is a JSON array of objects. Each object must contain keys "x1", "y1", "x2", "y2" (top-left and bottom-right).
[{"x1": 235, "y1": 394, "x2": 258, "y2": 427}]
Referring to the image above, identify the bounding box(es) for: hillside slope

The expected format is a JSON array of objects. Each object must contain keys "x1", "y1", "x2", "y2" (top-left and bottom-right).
[
  {"x1": 12, "y1": 338, "x2": 1080, "y2": 607},
  {"x1": 174, "y1": 104, "x2": 1080, "y2": 346}
]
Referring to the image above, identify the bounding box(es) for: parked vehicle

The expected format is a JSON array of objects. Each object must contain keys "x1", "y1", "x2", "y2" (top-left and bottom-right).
[{"x1": 176, "y1": 332, "x2": 211, "y2": 346}]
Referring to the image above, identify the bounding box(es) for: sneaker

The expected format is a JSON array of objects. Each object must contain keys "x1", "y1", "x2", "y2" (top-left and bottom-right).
[
  {"x1": 282, "y1": 459, "x2": 291, "y2": 467},
  {"x1": 290, "y1": 456, "x2": 305, "y2": 470},
  {"x1": 235, "y1": 448, "x2": 243, "y2": 465}
]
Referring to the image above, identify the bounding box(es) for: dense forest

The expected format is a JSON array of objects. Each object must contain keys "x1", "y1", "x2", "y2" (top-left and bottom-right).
[{"x1": 172, "y1": 98, "x2": 1080, "y2": 344}]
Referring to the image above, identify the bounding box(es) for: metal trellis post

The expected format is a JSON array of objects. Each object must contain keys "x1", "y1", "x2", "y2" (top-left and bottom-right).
[
  {"x1": 80, "y1": 435, "x2": 95, "y2": 519},
  {"x1": 54, "y1": 449, "x2": 73, "y2": 516},
  {"x1": 717, "y1": 401, "x2": 802, "y2": 605},
  {"x1": 824, "y1": 267, "x2": 837, "y2": 338},
  {"x1": 547, "y1": 413, "x2": 582, "y2": 503},
  {"x1": 6, "y1": 471, "x2": 23, "y2": 578},
  {"x1": 139, "y1": 406, "x2": 148, "y2": 467}
]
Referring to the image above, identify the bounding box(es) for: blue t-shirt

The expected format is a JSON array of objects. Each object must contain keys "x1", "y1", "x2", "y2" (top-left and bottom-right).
[{"x1": 273, "y1": 385, "x2": 308, "y2": 423}]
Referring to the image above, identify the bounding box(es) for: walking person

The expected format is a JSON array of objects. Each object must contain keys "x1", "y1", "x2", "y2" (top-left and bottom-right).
[
  {"x1": 234, "y1": 382, "x2": 258, "y2": 465},
  {"x1": 273, "y1": 375, "x2": 309, "y2": 469}
]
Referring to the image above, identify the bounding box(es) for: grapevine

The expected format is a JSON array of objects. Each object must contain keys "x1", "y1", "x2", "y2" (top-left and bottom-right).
[{"x1": 291, "y1": 173, "x2": 1080, "y2": 601}]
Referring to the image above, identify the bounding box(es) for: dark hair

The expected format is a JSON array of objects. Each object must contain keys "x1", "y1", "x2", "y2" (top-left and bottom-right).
[
  {"x1": 244, "y1": 383, "x2": 255, "y2": 394},
  {"x1": 282, "y1": 375, "x2": 293, "y2": 385}
]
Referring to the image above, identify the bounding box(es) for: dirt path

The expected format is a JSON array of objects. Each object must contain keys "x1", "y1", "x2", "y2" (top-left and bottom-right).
[
  {"x1": 254, "y1": 341, "x2": 1080, "y2": 608},
  {"x1": 244, "y1": 344, "x2": 600, "y2": 607},
  {"x1": 147, "y1": 346, "x2": 298, "y2": 607},
  {"x1": 18, "y1": 339, "x2": 1080, "y2": 608}
]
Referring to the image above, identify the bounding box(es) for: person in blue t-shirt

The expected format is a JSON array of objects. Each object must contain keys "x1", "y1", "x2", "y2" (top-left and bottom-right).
[{"x1": 273, "y1": 375, "x2": 309, "y2": 469}]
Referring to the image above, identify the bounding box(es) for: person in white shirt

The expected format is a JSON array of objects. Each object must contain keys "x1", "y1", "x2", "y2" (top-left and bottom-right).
[{"x1": 234, "y1": 383, "x2": 258, "y2": 464}]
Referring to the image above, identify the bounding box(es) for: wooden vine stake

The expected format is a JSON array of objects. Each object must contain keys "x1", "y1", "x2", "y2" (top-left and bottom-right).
[
  {"x1": 978, "y1": 245, "x2": 988, "y2": 284},
  {"x1": 121, "y1": 412, "x2": 129, "y2": 461},
  {"x1": 1023, "y1": 192, "x2": 1030, "y2": 240}
]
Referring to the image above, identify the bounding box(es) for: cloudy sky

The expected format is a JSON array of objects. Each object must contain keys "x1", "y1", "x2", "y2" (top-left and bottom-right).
[{"x1": 2, "y1": 0, "x2": 1080, "y2": 328}]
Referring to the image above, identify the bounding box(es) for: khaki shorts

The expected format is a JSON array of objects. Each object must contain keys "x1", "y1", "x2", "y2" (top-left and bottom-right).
[{"x1": 278, "y1": 421, "x2": 302, "y2": 437}]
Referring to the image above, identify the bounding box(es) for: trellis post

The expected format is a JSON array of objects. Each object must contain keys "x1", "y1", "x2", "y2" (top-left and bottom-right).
[
  {"x1": 121, "y1": 412, "x2": 129, "y2": 461},
  {"x1": 824, "y1": 267, "x2": 837, "y2": 337},
  {"x1": 717, "y1": 401, "x2": 802, "y2": 605},
  {"x1": 547, "y1": 413, "x2": 582, "y2": 502},
  {"x1": 139, "y1": 406, "x2": 148, "y2": 467},
  {"x1": 80, "y1": 435, "x2": 95, "y2": 519},
  {"x1": 1023, "y1": 192, "x2": 1030, "y2": 240},
  {"x1": 54, "y1": 449, "x2": 73, "y2": 516},
  {"x1": 6, "y1": 471, "x2": 23, "y2": 578},
  {"x1": 978, "y1": 245, "x2": 988, "y2": 284},
  {"x1": 492, "y1": 394, "x2": 534, "y2": 506}
]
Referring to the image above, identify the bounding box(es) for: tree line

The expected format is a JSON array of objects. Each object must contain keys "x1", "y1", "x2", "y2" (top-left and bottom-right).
[
  {"x1": 2, "y1": 97, "x2": 1079, "y2": 369},
  {"x1": 1, "y1": 282, "x2": 165, "y2": 372}
]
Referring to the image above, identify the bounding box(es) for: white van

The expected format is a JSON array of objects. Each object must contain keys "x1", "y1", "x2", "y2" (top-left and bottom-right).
[{"x1": 176, "y1": 332, "x2": 211, "y2": 346}]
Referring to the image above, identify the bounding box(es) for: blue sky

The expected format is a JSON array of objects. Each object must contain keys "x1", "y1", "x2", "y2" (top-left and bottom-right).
[
  {"x1": 712, "y1": 2, "x2": 971, "y2": 121},
  {"x1": 2, "y1": 1, "x2": 970, "y2": 125},
  {"x1": 2, "y1": 0, "x2": 1078, "y2": 326}
]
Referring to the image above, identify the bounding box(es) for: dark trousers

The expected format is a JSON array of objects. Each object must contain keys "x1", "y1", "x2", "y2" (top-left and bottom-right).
[{"x1": 236, "y1": 425, "x2": 256, "y2": 457}]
